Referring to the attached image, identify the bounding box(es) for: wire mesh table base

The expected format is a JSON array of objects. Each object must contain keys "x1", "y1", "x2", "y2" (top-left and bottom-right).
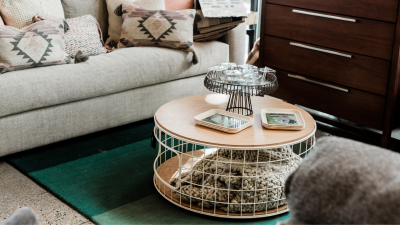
[{"x1": 153, "y1": 123, "x2": 316, "y2": 219}]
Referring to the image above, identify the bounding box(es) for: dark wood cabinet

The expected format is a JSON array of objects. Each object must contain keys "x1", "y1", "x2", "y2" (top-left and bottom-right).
[
  {"x1": 263, "y1": 36, "x2": 391, "y2": 96},
  {"x1": 260, "y1": 0, "x2": 400, "y2": 147},
  {"x1": 272, "y1": 69, "x2": 386, "y2": 130},
  {"x1": 265, "y1": 0, "x2": 399, "y2": 22},
  {"x1": 264, "y1": 4, "x2": 396, "y2": 60}
]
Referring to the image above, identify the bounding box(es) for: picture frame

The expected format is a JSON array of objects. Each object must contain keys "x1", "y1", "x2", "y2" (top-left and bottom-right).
[
  {"x1": 260, "y1": 108, "x2": 306, "y2": 131},
  {"x1": 194, "y1": 109, "x2": 253, "y2": 133}
]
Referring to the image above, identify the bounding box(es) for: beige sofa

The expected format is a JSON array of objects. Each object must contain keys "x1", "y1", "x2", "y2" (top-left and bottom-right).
[{"x1": 0, "y1": 0, "x2": 246, "y2": 157}]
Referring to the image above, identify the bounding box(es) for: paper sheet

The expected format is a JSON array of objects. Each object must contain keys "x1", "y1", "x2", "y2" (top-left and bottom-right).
[{"x1": 199, "y1": 0, "x2": 247, "y2": 18}]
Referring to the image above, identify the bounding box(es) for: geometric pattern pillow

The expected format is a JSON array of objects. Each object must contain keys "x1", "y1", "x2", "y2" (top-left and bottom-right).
[
  {"x1": 117, "y1": 4, "x2": 196, "y2": 53},
  {"x1": 0, "y1": 0, "x2": 65, "y2": 29},
  {"x1": 0, "y1": 16, "x2": 72, "y2": 74},
  {"x1": 64, "y1": 15, "x2": 108, "y2": 57},
  {"x1": 105, "y1": 0, "x2": 165, "y2": 46}
]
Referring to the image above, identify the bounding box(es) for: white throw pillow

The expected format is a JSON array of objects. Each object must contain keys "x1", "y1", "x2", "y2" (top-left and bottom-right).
[
  {"x1": 0, "y1": 0, "x2": 65, "y2": 29},
  {"x1": 105, "y1": 0, "x2": 165, "y2": 46}
]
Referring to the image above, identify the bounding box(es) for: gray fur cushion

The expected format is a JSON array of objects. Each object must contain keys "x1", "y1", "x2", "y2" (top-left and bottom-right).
[
  {"x1": 2, "y1": 207, "x2": 40, "y2": 225},
  {"x1": 280, "y1": 136, "x2": 400, "y2": 224}
]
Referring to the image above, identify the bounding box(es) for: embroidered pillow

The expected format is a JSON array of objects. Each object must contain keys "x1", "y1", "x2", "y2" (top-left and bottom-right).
[
  {"x1": 0, "y1": 0, "x2": 65, "y2": 29},
  {"x1": 117, "y1": 4, "x2": 195, "y2": 53},
  {"x1": 0, "y1": 16, "x2": 72, "y2": 74},
  {"x1": 64, "y1": 15, "x2": 108, "y2": 57},
  {"x1": 105, "y1": 0, "x2": 165, "y2": 46}
]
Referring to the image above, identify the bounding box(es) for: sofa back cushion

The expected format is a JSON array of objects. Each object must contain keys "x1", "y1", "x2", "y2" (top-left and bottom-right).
[
  {"x1": 0, "y1": 0, "x2": 65, "y2": 29},
  {"x1": 61, "y1": 0, "x2": 109, "y2": 39},
  {"x1": 0, "y1": 13, "x2": 4, "y2": 25}
]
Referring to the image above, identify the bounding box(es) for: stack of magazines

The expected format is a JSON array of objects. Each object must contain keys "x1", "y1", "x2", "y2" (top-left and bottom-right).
[
  {"x1": 193, "y1": 0, "x2": 246, "y2": 42},
  {"x1": 194, "y1": 10, "x2": 245, "y2": 42},
  {"x1": 261, "y1": 108, "x2": 306, "y2": 131}
]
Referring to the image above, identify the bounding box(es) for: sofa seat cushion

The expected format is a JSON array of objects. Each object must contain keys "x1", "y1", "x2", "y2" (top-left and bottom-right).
[{"x1": 0, "y1": 41, "x2": 229, "y2": 118}]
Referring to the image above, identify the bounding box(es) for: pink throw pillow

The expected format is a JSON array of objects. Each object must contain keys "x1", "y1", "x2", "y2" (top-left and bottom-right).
[{"x1": 165, "y1": 0, "x2": 193, "y2": 10}]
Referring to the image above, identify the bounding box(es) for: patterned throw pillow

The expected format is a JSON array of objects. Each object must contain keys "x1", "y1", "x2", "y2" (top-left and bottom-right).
[
  {"x1": 105, "y1": 0, "x2": 165, "y2": 46},
  {"x1": 118, "y1": 4, "x2": 196, "y2": 54},
  {"x1": 0, "y1": 0, "x2": 65, "y2": 29},
  {"x1": 64, "y1": 15, "x2": 108, "y2": 57},
  {"x1": 0, "y1": 16, "x2": 72, "y2": 74}
]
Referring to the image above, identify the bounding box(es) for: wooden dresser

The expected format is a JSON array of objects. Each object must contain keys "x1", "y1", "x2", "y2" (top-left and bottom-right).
[{"x1": 259, "y1": 0, "x2": 400, "y2": 147}]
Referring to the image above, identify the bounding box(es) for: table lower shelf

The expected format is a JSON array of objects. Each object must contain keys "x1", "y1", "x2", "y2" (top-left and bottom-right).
[{"x1": 154, "y1": 151, "x2": 288, "y2": 218}]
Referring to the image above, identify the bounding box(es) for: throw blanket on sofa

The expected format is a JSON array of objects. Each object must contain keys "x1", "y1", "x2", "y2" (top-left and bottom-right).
[{"x1": 281, "y1": 136, "x2": 400, "y2": 224}]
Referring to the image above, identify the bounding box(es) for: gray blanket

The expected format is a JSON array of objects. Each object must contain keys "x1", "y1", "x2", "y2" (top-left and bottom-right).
[{"x1": 280, "y1": 136, "x2": 400, "y2": 224}]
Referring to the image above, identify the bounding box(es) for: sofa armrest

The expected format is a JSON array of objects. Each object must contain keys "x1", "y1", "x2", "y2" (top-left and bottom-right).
[{"x1": 219, "y1": 23, "x2": 246, "y2": 65}]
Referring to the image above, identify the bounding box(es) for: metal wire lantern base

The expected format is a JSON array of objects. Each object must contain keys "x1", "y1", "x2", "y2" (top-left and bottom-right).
[
  {"x1": 204, "y1": 70, "x2": 279, "y2": 116},
  {"x1": 153, "y1": 124, "x2": 316, "y2": 219},
  {"x1": 226, "y1": 91, "x2": 253, "y2": 116}
]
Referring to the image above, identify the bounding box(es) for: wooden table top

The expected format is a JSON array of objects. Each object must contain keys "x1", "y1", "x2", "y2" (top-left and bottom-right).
[{"x1": 155, "y1": 94, "x2": 316, "y2": 148}]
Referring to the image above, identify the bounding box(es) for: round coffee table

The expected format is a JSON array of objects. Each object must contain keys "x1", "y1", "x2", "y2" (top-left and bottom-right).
[{"x1": 153, "y1": 94, "x2": 316, "y2": 219}]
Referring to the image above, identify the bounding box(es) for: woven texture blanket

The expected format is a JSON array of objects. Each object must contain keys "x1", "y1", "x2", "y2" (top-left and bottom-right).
[{"x1": 281, "y1": 136, "x2": 400, "y2": 224}]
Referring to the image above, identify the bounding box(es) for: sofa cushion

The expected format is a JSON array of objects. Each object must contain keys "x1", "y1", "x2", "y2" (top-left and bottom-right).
[
  {"x1": 118, "y1": 4, "x2": 195, "y2": 53},
  {"x1": 65, "y1": 14, "x2": 108, "y2": 57},
  {"x1": 61, "y1": 0, "x2": 109, "y2": 39},
  {"x1": 0, "y1": 17, "x2": 72, "y2": 74},
  {"x1": 165, "y1": 0, "x2": 194, "y2": 10},
  {"x1": 0, "y1": 0, "x2": 65, "y2": 29},
  {"x1": 105, "y1": 0, "x2": 165, "y2": 45},
  {"x1": 0, "y1": 41, "x2": 229, "y2": 118}
]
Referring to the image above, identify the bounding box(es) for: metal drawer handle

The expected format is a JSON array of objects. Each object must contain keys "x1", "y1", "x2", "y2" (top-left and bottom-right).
[
  {"x1": 290, "y1": 42, "x2": 352, "y2": 58},
  {"x1": 288, "y1": 74, "x2": 349, "y2": 92},
  {"x1": 293, "y1": 9, "x2": 356, "y2": 22}
]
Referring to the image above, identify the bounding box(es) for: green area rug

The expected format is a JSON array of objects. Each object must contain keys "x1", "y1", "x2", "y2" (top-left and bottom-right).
[{"x1": 6, "y1": 119, "x2": 290, "y2": 224}]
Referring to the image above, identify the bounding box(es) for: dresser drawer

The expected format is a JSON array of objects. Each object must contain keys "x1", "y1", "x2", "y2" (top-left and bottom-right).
[
  {"x1": 264, "y1": 4, "x2": 396, "y2": 60},
  {"x1": 266, "y1": 0, "x2": 399, "y2": 23},
  {"x1": 270, "y1": 69, "x2": 386, "y2": 130},
  {"x1": 263, "y1": 36, "x2": 390, "y2": 96}
]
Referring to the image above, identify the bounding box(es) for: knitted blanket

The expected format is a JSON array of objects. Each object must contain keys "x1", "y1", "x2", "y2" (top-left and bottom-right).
[
  {"x1": 280, "y1": 136, "x2": 400, "y2": 224},
  {"x1": 170, "y1": 148, "x2": 302, "y2": 213}
]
